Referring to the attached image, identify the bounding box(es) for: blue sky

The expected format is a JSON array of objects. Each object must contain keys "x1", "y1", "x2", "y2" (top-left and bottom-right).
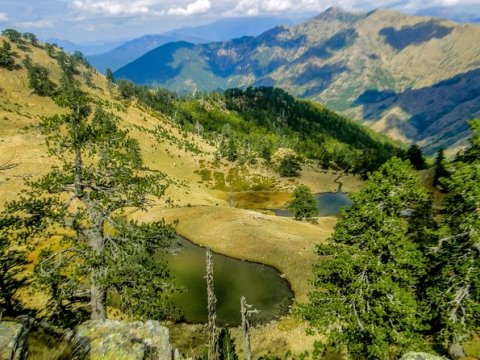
[{"x1": 0, "y1": 0, "x2": 479, "y2": 42}]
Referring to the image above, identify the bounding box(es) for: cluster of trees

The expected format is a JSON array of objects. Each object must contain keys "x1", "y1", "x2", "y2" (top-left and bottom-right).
[
  {"x1": 23, "y1": 56, "x2": 57, "y2": 96},
  {"x1": 1, "y1": 29, "x2": 41, "y2": 70},
  {"x1": 301, "y1": 119, "x2": 480, "y2": 359},
  {"x1": 224, "y1": 87, "x2": 403, "y2": 175},
  {"x1": 1, "y1": 28, "x2": 93, "y2": 97},
  {"x1": 115, "y1": 80, "x2": 403, "y2": 175},
  {"x1": 2, "y1": 29, "x2": 38, "y2": 48}
]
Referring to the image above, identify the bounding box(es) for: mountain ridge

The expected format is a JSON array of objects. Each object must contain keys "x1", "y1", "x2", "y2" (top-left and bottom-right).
[
  {"x1": 114, "y1": 7, "x2": 480, "y2": 154},
  {"x1": 87, "y1": 16, "x2": 295, "y2": 73}
]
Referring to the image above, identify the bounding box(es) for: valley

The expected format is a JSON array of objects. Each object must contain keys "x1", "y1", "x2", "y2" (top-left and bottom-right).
[{"x1": 0, "y1": 11, "x2": 479, "y2": 359}]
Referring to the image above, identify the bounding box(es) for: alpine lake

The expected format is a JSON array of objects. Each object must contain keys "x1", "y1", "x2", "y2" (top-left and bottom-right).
[{"x1": 166, "y1": 192, "x2": 352, "y2": 325}]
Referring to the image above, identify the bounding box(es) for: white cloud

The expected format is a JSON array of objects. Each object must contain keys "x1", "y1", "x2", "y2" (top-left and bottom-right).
[
  {"x1": 71, "y1": 0, "x2": 155, "y2": 17},
  {"x1": 227, "y1": 0, "x2": 341, "y2": 16},
  {"x1": 16, "y1": 20, "x2": 54, "y2": 29},
  {"x1": 168, "y1": 0, "x2": 212, "y2": 16},
  {"x1": 229, "y1": 0, "x2": 315, "y2": 16},
  {"x1": 228, "y1": 0, "x2": 261, "y2": 16},
  {"x1": 0, "y1": 12, "x2": 8, "y2": 22},
  {"x1": 264, "y1": 0, "x2": 293, "y2": 12}
]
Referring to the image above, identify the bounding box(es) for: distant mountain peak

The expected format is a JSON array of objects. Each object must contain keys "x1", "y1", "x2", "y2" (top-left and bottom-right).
[{"x1": 314, "y1": 6, "x2": 367, "y2": 23}]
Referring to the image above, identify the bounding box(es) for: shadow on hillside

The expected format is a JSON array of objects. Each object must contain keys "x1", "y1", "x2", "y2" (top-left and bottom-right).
[
  {"x1": 379, "y1": 20, "x2": 453, "y2": 50},
  {"x1": 354, "y1": 68, "x2": 480, "y2": 149}
]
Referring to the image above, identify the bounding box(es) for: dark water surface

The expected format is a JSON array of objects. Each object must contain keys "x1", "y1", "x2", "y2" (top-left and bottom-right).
[
  {"x1": 273, "y1": 192, "x2": 353, "y2": 217},
  {"x1": 166, "y1": 237, "x2": 293, "y2": 325}
]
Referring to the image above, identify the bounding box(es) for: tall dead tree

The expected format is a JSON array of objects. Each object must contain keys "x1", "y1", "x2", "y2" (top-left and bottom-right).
[
  {"x1": 240, "y1": 296, "x2": 259, "y2": 360},
  {"x1": 206, "y1": 248, "x2": 219, "y2": 360}
]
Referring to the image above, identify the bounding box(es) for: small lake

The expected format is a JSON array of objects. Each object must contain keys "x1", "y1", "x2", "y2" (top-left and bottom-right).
[
  {"x1": 166, "y1": 237, "x2": 293, "y2": 326},
  {"x1": 273, "y1": 192, "x2": 353, "y2": 217}
]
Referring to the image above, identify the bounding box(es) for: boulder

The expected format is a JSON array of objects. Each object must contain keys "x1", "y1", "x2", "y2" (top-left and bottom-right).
[
  {"x1": 75, "y1": 320, "x2": 175, "y2": 360},
  {"x1": 400, "y1": 352, "x2": 447, "y2": 360},
  {"x1": 448, "y1": 344, "x2": 466, "y2": 359},
  {"x1": 0, "y1": 322, "x2": 28, "y2": 360}
]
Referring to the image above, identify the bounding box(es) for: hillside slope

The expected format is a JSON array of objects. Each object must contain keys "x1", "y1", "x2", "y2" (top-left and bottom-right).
[
  {"x1": 0, "y1": 34, "x2": 369, "y2": 358},
  {"x1": 114, "y1": 7, "x2": 480, "y2": 154}
]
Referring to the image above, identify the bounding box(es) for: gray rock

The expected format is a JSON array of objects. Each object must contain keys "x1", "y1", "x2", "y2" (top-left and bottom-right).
[
  {"x1": 400, "y1": 352, "x2": 448, "y2": 360},
  {"x1": 74, "y1": 320, "x2": 174, "y2": 359},
  {"x1": 0, "y1": 322, "x2": 28, "y2": 360},
  {"x1": 448, "y1": 343, "x2": 465, "y2": 359}
]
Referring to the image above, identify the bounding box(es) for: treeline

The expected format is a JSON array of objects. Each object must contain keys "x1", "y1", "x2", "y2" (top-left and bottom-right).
[
  {"x1": 116, "y1": 81, "x2": 404, "y2": 175},
  {"x1": 301, "y1": 119, "x2": 480, "y2": 359}
]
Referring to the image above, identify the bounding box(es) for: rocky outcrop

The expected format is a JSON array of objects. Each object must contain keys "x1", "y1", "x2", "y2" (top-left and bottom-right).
[
  {"x1": 74, "y1": 320, "x2": 177, "y2": 360},
  {"x1": 400, "y1": 352, "x2": 448, "y2": 360},
  {"x1": 0, "y1": 322, "x2": 28, "y2": 360}
]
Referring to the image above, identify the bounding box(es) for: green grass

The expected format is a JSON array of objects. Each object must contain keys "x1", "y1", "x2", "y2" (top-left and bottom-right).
[{"x1": 464, "y1": 338, "x2": 480, "y2": 358}]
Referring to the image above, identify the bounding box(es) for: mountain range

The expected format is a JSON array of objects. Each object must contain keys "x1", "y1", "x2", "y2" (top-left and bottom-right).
[
  {"x1": 45, "y1": 38, "x2": 127, "y2": 56},
  {"x1": 87, "y1": 17, "x2": 295, "y2": 73},
  {"x1": 114, "y1": 7, "x2": 480, "y2": 154}
]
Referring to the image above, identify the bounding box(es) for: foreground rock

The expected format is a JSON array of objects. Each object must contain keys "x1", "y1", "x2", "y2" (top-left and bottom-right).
[
  {"x1": 0, "y1": 322, "x2": 28, "y2": 360},
  {"x1": 400, "y1": 352, "x2": 447, "y2": 360},
  {"x1": 75, "y1": 320, "x2": 176, "y2": 360}
]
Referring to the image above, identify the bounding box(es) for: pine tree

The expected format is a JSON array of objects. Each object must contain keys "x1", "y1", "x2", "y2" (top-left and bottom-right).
[
  {"x1": 4, "y1": 83, "x2": 178, "y2": 326},
  {"x1": 433, "y1": 148, "x2": 449, "y2": 188},
  {"x1": 278, "y1": 155, "x2": 301, "y2": 177},
  {"x1": 427, "y1": 119, "x2": 480, "y2": 352},
  {"x1": 106, "y1": 68, "x2": 115, "y2": 83},
  {"x1": 24, "y1": 60, "x2": 57, "y2": 96},
  {"x1": 288, "y1": 185, "x2": 317, "y2": 220},
  {"x1": 218, "y1": 328, "x2": 238, "y2": 360},
  {"x1": 225, "y1": 138, "x2": 238, "y2": 162},
  {"x1": 0, "y1": 40, "x2": 15, "y2": 70},
  {"x1": 300, "y1": 158, "x2": 431, "y2": 359},
  {"x1": 407, "y1": 144, "x2": 427, "y2": 170}
]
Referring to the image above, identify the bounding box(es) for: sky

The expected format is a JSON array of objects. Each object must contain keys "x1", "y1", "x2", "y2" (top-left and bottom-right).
[{"x1": 0, "y1": 0, "x2": 479, "y2": 43}]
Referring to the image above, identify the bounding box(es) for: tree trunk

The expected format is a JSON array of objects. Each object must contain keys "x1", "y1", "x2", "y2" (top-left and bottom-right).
[
  {"x1": 89, "y1": 213, "x2": 107, "y2": 320},
  {"x1": 90, "y1": 282, "x2": 106, "y2": 320},
  {"x1": 241, "y1": 296, "x2": 251, "y2": 360},
  {"x1": 206, "y1": 248, "x2": 219, "y2": 360}
]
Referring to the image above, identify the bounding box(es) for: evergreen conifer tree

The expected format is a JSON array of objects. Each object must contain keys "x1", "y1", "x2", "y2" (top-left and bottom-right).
[
  {"x1": 301, "y1": 158, "x2": 432, "y2": 359},
  {"x1": 407, "y1": 144, "x2": 427, "y2": 170},
  {"x1": 3, "y1": 81, "x2": 178, "y2": 326},
  {"x1": 0, "y1": 40, "x2": 16, "y2": 70},
  {"x1": 0, "y1": 219, "x2": 27, "y2": 316},
  {"x1": 288, "y1": 185, "x2": 317, "y2": 220},
  {"x1": 278, "y1": 155, "x2": 301, "y2": 177},
  {"x1": 433, "y1": 148, "x2": 449, "y2": 188},
  {"x1": 427, "y1": 119, "x2": 480, "y2": 352}
]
